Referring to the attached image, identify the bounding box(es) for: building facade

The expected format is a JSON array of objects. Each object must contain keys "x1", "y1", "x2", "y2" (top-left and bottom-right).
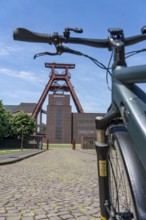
[
  {"x1": 46, "y1": 95, "x2": 72, "y2": 143},
  {"x1": 46, "y1": 94, "x2": 104, "y2": 144},
  {"x1": 5, "y1": 95, "x2": 104, "y2": 144},
  {"x1": 72, "y1": 112, "x2": 99, "y2": 143},
  {"x1": 4, "y1": 103, "x2": 36, "y2": 116}
]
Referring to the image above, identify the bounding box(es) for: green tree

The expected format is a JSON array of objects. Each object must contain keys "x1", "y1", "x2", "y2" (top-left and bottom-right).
[
  {"x1": 11, "y1": 111, "x2": 36, "y2": 150},
  {"x1": 0, "y1": 100, "x2": 12, "y2": 139},
  {"x1": 11, "y1": 111, "x2": 36, "y2": 139}
]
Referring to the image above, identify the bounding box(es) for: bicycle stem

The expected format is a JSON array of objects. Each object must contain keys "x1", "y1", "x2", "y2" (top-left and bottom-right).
[{"x1": 109, "y1": 37, "x2": 127, "y2": 69}]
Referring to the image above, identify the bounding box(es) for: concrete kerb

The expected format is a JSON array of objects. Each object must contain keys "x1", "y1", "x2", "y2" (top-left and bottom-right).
[{"x1": 0, "y1": 149, "x2": 46, "y2": 166}]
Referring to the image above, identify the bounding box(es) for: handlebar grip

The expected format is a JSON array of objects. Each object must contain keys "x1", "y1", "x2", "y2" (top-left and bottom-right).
[{"x1": 13, "y1": 28, "x2": 52, "y2": 44}]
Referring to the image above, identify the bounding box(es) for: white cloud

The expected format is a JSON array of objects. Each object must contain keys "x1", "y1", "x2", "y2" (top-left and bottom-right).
[
  {"x1": 0, "y1": 43, "x2": 23, "y2": 57},
  {"x1": 2, "y1": 90, "x2": 41, "y2": 105},
  {"x1": 17, "y1": 70, "x2": 36, "y2": 81},
  {"x1": 0, "y1": 67, "x2": 37, "y2": 82},
  {"x1": 1, "y1": 68, "x2": 47, "y2": 87},
  {"x1": 0, "y1": 48, "x2": 10, "y2": 56}
]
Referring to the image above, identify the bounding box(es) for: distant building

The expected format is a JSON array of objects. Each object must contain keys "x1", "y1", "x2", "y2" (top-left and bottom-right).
[
  {"x1": 72, "y1": 112, "x2": 100, "y2": 143},
  {"x1": 46, "y1": 94, "x2": 104, "y2": 144},
  {"x1": 46, "y1": 94, "x2": 71, "y2": 143},
  {"x1": 5, "y1": 96, "x2": 104, "y2": 144},
  {"x1": 4, "y1": 103, "x2": 36, "y2": 116},
  {"x1": 4, "y1": 105, "x2": 18, "y2": 112}
]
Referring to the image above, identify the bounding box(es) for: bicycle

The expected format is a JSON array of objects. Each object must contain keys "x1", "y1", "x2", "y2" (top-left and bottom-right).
[{"x1": 13, "y1": 26, "x2": 146, "y2": 220}]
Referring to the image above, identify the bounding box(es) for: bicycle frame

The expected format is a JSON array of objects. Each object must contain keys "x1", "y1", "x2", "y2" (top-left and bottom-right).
[
  {"x1": 112, "y1": 64, "x2": 146, "y2": 167},
  {"x1": 95, "y1": 64, "x2": 146, "y2": 219}
]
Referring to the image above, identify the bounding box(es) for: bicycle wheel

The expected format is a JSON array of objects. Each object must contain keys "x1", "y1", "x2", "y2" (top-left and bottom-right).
[{"x1": 107, "y1": 126, "x2": 137, "y2": 219}]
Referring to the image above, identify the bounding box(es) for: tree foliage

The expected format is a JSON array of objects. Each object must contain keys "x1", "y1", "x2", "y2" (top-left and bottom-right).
[
  {"x1": 0, "y1": 101, "x2": 13, "y2": 139},
  {"x1": 0, "y1": 100, "x2": 36, "y2": 139},
  {"x1": 11, "y1": 111, "x2": 36, "y2": 139}
]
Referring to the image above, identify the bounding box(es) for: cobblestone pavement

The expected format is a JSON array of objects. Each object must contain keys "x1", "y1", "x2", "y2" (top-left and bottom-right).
[{"x1": 0, "y1": 149, "x2": 100, "y2": 220}]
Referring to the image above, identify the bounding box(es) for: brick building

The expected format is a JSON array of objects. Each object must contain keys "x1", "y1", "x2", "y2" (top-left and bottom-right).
[
  {"x1": 72, "y1": 112, "x2": 99, "y2": 143},
  {"x1": 46, "y1": 94, "x2": 103, "y2": 144},
  {"x1": 4, "y1": 103, "x2": 36, "y2": 116},
  {"x1": 46, "y1": 95, "x2": 71, "y2": 143},
  {"x1": 5, "y1": 95, "x2": 104, "y2": 144}
]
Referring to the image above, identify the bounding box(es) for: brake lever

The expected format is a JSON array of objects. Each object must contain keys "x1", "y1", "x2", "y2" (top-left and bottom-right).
[
  {"x1": 34, "y1": 44, "x2": 63, "y2": 59},
  {"x1": 34, "y1": 44, "x2": 83, "y2": 59},
  {"x1": 34, "y1": 51, "x2": 58, "y2": 59},
  {"x1": 59, "y1": 45, "x2": 83, "y2": 55}
]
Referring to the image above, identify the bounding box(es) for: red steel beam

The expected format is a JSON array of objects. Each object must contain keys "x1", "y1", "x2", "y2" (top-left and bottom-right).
[
  {"x1": 32, "y1": 63, "x2": 84, "y2": 119},
  {"x1": 45, "y1": 63, "x2": 75, "y2": 69}
]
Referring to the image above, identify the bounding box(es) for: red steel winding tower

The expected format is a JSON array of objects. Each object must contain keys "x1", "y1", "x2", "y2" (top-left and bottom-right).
[{"x1": 32, "y1": 63, "x2": 84, "y2": 129}]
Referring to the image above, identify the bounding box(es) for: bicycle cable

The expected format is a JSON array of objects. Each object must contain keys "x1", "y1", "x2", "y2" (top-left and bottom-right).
[
  {"x1": 125, "y1": 47, "x2": 146, "y2": 58},
  {"x1": 34, "y1": 45, "x2": 146, "y2": 94},
  {"x1": 34, "y1": 45, "x2": 112, "y2": 91},
  {"x1": 78, "y1": 51, "x2": 113, "y2": 91},
  {"x1": 106, "y1": 50, "x2": 113, "y2": 91}
]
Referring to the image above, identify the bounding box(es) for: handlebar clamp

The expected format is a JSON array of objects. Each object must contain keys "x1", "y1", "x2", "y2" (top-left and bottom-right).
[{"x1": 64, "y1": 27, "x2": 83, "y2": 38}]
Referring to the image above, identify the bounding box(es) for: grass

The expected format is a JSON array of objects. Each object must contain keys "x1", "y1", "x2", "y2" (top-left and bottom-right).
[
  {"x1": 43, "y1": 143, "x2": 81, "y2": 149},
  {"x1": 0, "y1": 148, "x2": 33, "y2": 155},
  {"x1": 0, "y1": 144, "x2": 82, "y2": 155}
]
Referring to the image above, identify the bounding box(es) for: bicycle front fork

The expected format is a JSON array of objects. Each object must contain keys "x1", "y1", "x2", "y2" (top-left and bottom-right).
[{"x1": 95, "y1": 116, "x2": 109, "y2": 220}]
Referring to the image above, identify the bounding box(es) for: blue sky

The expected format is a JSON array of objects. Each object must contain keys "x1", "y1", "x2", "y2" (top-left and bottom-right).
[{"x1": 0, "y1": 0, "x2": 146, "y2": 113}]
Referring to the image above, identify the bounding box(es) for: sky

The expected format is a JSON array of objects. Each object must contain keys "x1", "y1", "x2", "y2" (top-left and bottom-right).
[{"x1": 0, "y1": 0, "x2": 146, "y2": 114}]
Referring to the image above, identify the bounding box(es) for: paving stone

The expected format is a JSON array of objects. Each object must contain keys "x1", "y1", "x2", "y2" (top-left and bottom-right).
[
  {"x1": 6, "y1": 217, "x2": 20, "y2": 220},
  {"x1": 71, "y1": 212, "x2": 83, "y2": 217},
  {"x1": 39, "y1": 219, "x2": 49, "y2": 220},
  {"x1": 57, "y1": 211, "x2": 70, "y2": 216},
  {"x1": 0, "y1": 149, "x2": 100, "y2": 220},
  {"x1": 49, "y1": 217, "x2": 61, "y2": 220},
  {"x1": 35, "y1": 214, "x2": 48, "y2": 219},
  {"x1": 20, "y1": 217, "x2": 34, "y2": 220},
  {"x1": 47, "y1": 213, "x2": 58, "y2": 218},
  {"x1": 77, "y1": 216, "x2": 90, "y2": 220},
  {"x1": 59, "y1": 214, "x2": 73, "y2": 219},
  {"x1": 0, "y1": 209, "x2": 5, "y2": 214}
]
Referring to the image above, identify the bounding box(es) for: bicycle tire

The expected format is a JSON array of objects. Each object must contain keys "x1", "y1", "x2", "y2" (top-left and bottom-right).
[{"x1": 107, "y1": 124, "x2": 137, "y2": 220}]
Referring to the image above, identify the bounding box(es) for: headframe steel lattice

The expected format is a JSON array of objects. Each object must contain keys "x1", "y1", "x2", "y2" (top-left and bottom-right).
[{"x1": 32, "y1": 63, "x2": 84, "y2": 120}]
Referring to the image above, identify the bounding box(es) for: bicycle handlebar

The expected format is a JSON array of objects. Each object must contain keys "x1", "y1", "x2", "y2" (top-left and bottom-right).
[
  {"x1": 13, "y1": 28, "x2": 109, "y2": 48},
  {"x1": 13, "y1": 28, "x2": 53, "y2": 44},
  {"x1": 13, "y1": 26, "x2": 146, "y2": 49}
]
